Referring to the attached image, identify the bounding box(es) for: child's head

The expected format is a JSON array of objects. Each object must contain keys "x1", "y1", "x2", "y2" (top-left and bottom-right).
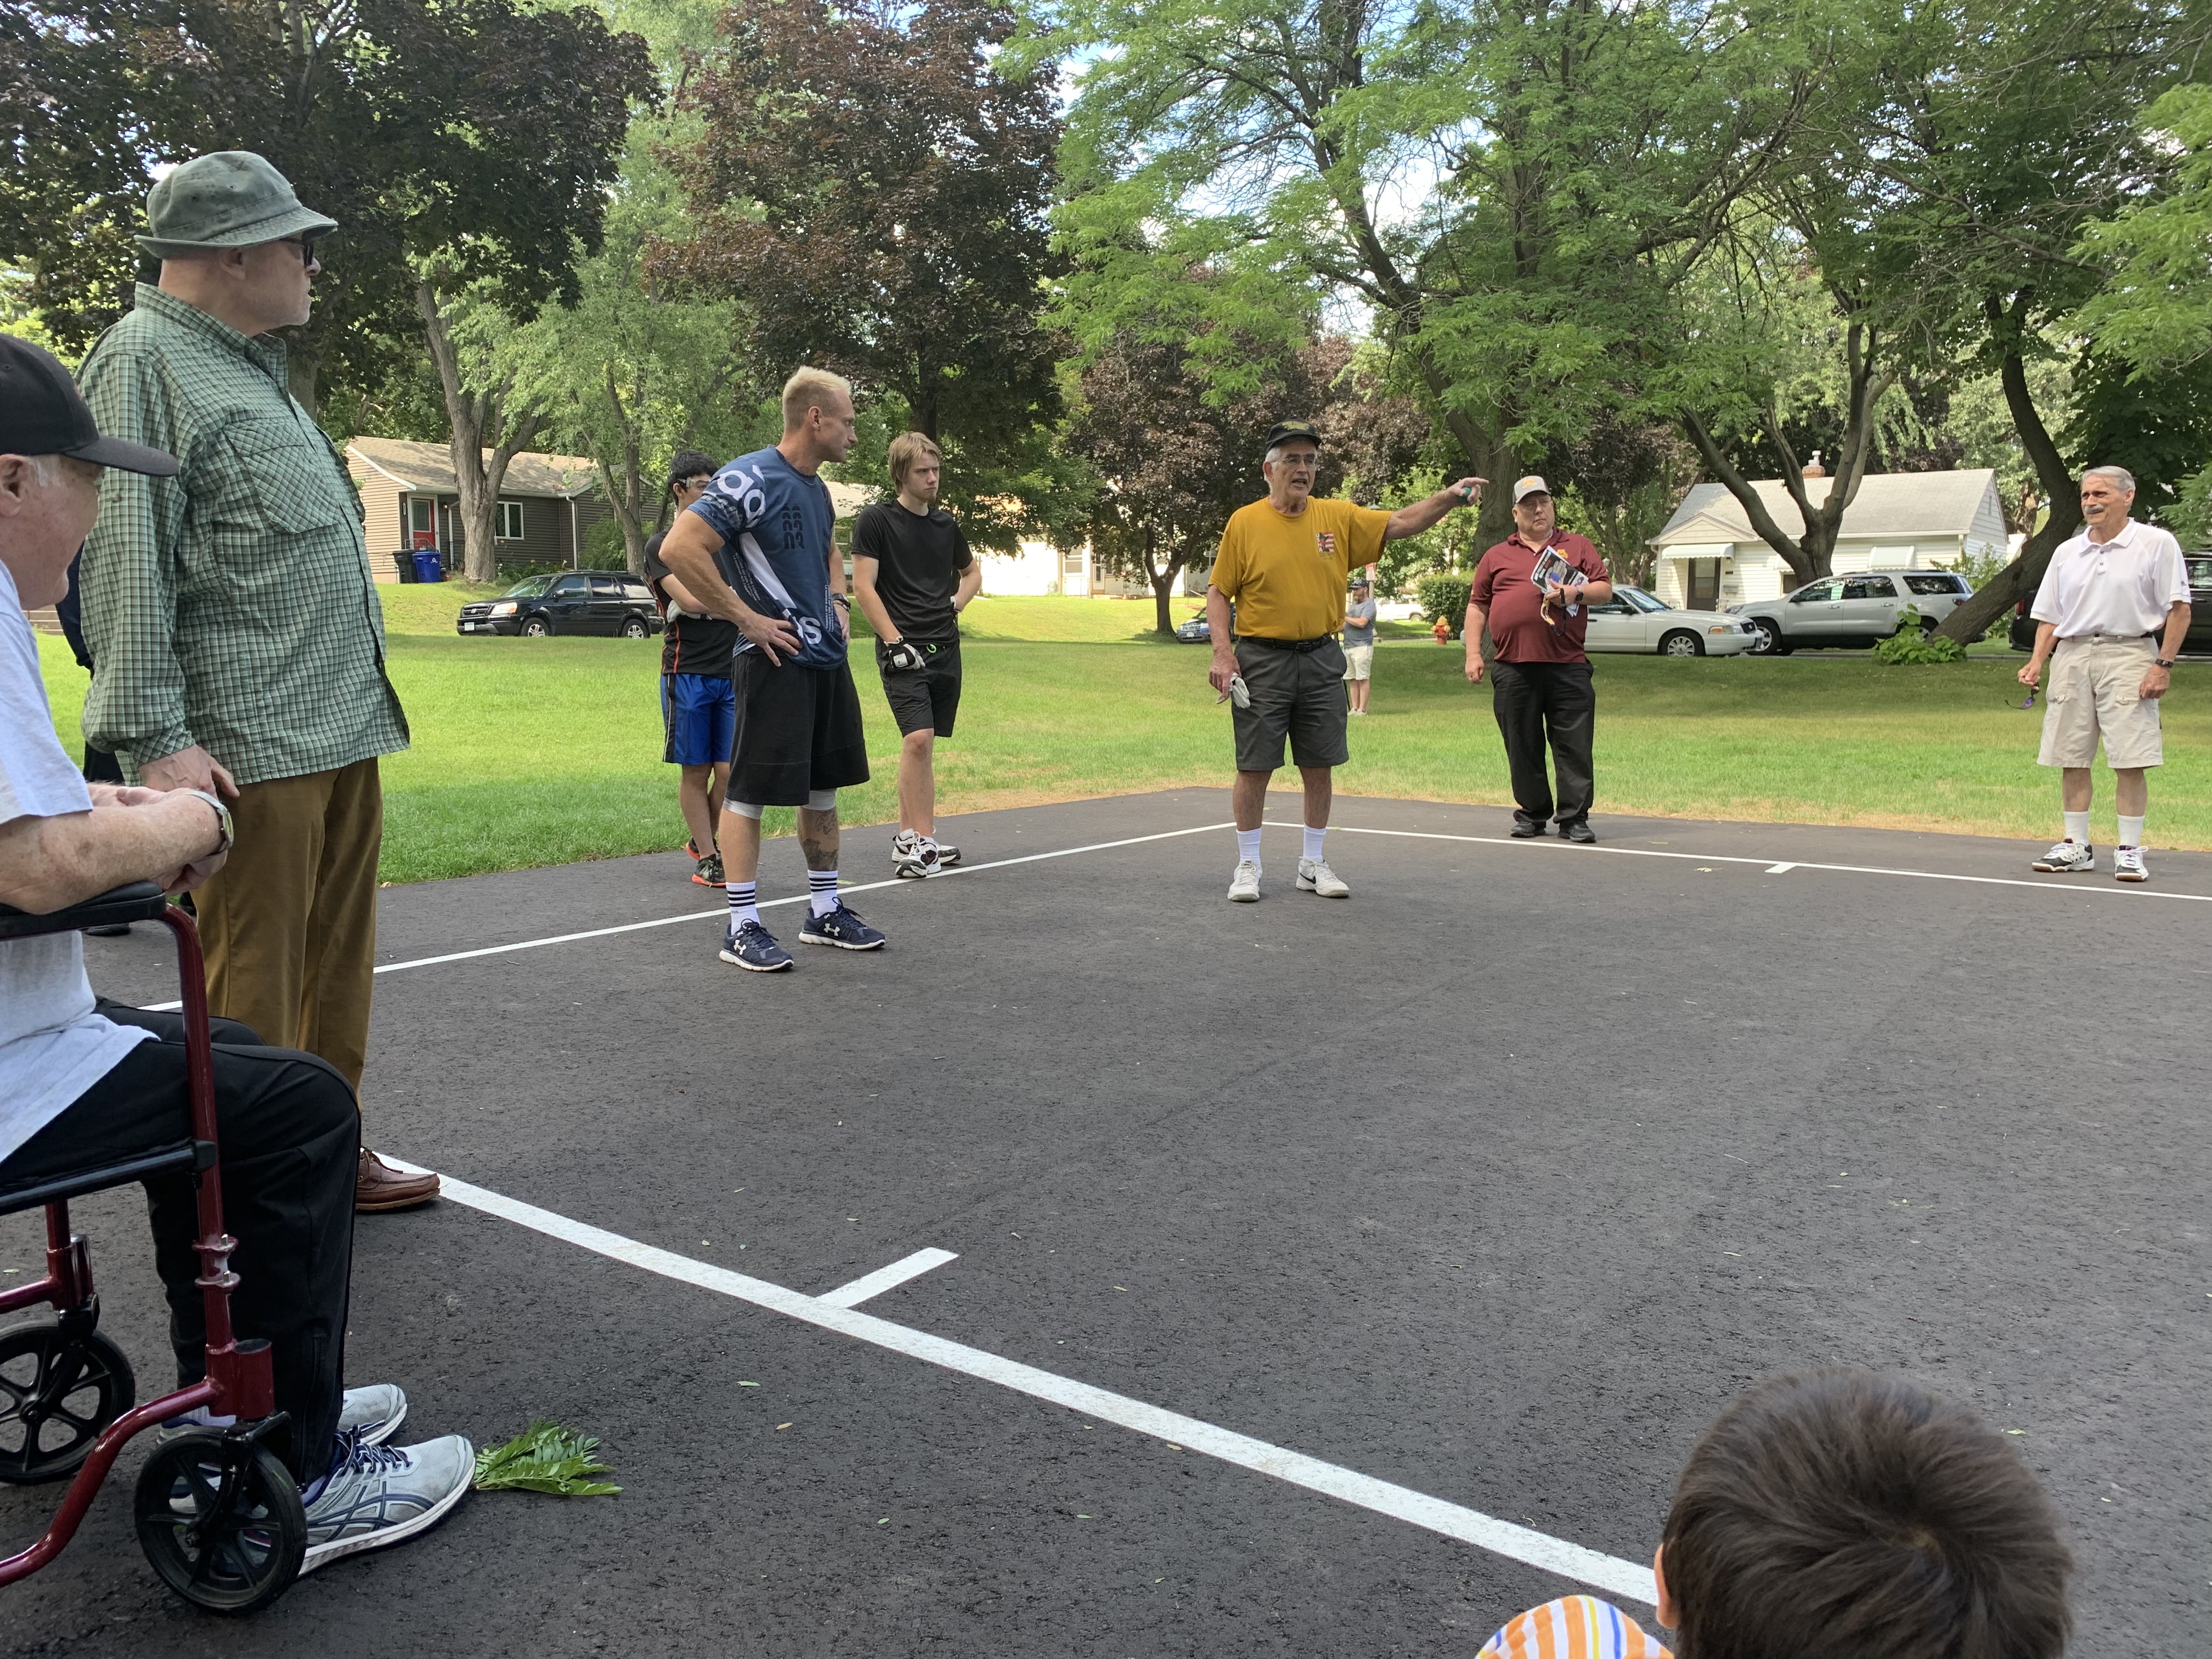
[{"x1": 1656, "y1": 1370, "x2": 2070, "y2": 1659}]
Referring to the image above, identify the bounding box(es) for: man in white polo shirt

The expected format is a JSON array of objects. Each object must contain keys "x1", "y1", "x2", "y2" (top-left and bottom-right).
[{"x1": 2018, "y1": 465, "x2": 2191, "y2": 883}]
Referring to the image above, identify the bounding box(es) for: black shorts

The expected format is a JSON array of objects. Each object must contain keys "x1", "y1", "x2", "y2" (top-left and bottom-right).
[
  {"x1": 1232, "y1": 636, "x2": 1350, "y2": 771},
  {"x1": 876, "y1": 637, "x2": 962, "y2": 738},
  {"x1": 725, "y1": 653, "x2": 872, "y2": 807}
]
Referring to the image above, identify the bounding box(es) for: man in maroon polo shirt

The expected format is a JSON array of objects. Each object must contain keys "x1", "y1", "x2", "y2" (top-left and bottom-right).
[{"x1": 1464, "y1": 475, "x2": 1613, "y2": 842}]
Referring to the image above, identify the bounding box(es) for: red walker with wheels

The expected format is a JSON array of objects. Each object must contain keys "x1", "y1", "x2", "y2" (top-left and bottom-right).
[{"x1": 0, "y1": 881, "x2": 309, "y2": 1612}]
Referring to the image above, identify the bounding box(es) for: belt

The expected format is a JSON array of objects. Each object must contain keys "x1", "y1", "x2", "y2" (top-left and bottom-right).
[
  {"x1": 2059, "y1": 632, "x2": 2155, "y2": 644},
  {"x1": 1239, "y1": 634, "x2": 1334, "y2": 653}
]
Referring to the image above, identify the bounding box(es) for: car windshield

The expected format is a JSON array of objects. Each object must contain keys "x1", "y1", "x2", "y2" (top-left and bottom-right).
[
  {"x1": 1617, "y1": 586, "x2": 1667, "y2": 613},
  {"x1": 2188, "y1": 556, "x2": 2212, "y2": 586},
  {"x1": 499, "y1": 575, "x2": 554, "y2": 598}
]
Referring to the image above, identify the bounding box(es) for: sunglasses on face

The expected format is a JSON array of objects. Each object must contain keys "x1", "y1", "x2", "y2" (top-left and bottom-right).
[{"x1": 275, "y1": 236, "x2": 317, "y2": 264}]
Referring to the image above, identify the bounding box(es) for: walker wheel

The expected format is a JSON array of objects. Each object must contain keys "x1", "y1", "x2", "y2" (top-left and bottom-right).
[
  {"x1": 0, "y1": 1321, "x2": 135, "y2": 1483},
  {"x1": 134, "y1": 1430, "x2": 306, "y2": 1613}
]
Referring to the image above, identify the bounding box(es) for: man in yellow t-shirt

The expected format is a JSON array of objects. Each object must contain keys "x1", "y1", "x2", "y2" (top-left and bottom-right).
[{"x1": 1207, "y1": 419, "x2": 1486, "y2": 901}]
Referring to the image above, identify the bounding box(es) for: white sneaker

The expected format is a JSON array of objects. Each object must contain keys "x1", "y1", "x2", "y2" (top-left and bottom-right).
[
  {"x1": 301, "y1": 1430, "x2": 475, "y2": 1573},
  {"x1": 1296, "y1": 858, "x2": 1350, "y2": 898},
  {"x1": 2114, "y1": 845, "x2": 2148, "y2": 883},
  {"x1": 2030, "y1": 839, "x2": 2095, "y2": 873},
  {"x1": 1227, "y1": 861, "x2": 1261, "y2": 902},
  {"x1": 160, "y1": 1383, "x2": 407, "y2": 1447},
  {"x1": 891, "y1": 830, "x2": 938, "y2": 879}
]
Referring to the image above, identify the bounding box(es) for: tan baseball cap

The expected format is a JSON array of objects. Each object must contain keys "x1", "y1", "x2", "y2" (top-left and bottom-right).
[
  {"x1": 136, "y1": 151, "x2": 339, "y2": 259},
  {"x1": 1511, "y1": 475, "x2": 1552, "y2": 504}
]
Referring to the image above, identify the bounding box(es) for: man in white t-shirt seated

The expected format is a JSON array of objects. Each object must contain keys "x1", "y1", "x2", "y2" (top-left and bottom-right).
[{"x1": 0, "y1": 335, "x2": 471, "y2": 1568}]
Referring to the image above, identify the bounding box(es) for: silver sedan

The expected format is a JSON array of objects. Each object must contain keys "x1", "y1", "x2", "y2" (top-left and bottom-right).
[{"x1": 1584, "y1": 585, "x2": 1762, "y2": 656}]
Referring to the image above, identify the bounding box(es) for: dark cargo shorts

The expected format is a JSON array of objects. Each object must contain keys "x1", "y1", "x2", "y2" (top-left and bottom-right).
[{"x1": 1231, "y1": 635, "x2": 1350, "y2": 772}]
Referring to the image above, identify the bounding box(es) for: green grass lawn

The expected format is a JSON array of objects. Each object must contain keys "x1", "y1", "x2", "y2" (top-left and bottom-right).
[{"x1": 36, "y1": 589, "x2": 2212, "y2": 884}]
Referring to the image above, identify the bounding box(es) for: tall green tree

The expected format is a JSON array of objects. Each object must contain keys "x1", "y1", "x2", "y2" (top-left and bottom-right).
[{"x1": 1038, "y1": 0, "x2": 1823, "y2": 545}]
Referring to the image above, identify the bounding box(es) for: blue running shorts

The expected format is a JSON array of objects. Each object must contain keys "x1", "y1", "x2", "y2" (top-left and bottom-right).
[{"x1": 662, "y1": 671, "x2": 737, "y2": 767}]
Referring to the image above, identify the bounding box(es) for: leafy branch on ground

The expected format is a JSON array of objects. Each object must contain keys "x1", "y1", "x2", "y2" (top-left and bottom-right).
[
  {"x1": 1875, "y1": 606, "x2": 1967, "y2": 664},
  {"x1": 473, "y1": 1421, "x2": 621, "y2": 1495}
]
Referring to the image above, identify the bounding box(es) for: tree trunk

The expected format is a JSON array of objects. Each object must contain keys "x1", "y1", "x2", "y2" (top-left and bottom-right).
[
  {"x1": 591, "y1": 365, "x2": 651, "y2": 575},
  {"x1": 1679, "y1": 321, "x2": 1893, "y2": 585},
  {"x1": 1139, "y1": 528, "x2": 1184, "y2": 635},
  {"x1": 418, "y1": 283, "x2": 543, "y2": 584},
  {"x1": 1936, "y1": 295, "x2": 2084, "y2": 644}
]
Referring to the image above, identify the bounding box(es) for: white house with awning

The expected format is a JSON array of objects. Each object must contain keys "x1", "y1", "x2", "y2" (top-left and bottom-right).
[{"x1": 1646, "y1": 468, "x2": 2009, "y2": 611}]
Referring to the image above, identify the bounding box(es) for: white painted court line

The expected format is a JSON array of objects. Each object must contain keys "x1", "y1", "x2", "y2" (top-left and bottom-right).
[
  {"x1": 1765, "y1": 863, "x2": 1795, "y2": 874},
  {"x1": 1272, "y1": 821, "x2": 2212, "y2": 904},
  {"x1": 142, "y1": 820, "x2": 1235, "y2": 1011},
  {"x1": 817, "y1": 1247, "x2": 960, "y2": 1308},
  {"x1": 397, "y1": 1163, "x2": 1656, "y2": 1606}
]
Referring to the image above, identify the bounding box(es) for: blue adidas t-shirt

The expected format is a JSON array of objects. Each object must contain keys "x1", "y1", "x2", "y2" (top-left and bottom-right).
[{"x1": 687, "y1": 446, "x2": 843, "y2": 670}]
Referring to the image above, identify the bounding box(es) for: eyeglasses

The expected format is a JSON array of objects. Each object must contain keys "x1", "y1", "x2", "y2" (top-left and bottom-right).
[
  {"x1": 274, "y1": 236, "x2": 317, "y2": 264},
  {"x1": 2010, "y1": 687, "x2": 2038, "y2": 709}
]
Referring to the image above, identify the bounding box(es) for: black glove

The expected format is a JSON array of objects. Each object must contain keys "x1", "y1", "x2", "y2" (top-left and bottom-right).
[{"x1": 881, "y1": 639, "x2": 927, "y2": 672}]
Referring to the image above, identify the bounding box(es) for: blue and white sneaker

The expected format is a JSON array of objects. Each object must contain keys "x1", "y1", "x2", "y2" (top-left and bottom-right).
[
  {"x1": 159, "y1": 1382, "x2": 407, "y2": 1447},
  {"x1": 798, "y1": 902, "x2": 887, "y2": 951},
  {"x1": 301, "y1": 1429, "x2": 474, "y2": 1574},
  {"x1": 720, "y1": 919, "x2": 794, "y2": 972}
]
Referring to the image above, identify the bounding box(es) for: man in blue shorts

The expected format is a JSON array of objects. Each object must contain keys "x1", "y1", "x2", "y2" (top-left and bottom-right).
[
  {"x1": 657, "y1": 369, "x2": 884, "y2": 972},
  {"x1": 642, "y1": 450, "x2": 732, "y2": 884}
]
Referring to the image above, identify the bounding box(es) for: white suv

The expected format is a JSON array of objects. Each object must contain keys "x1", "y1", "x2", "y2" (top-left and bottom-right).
[{"x1": 1734, "y1": 570, "x2": 1971, "y2": 654}]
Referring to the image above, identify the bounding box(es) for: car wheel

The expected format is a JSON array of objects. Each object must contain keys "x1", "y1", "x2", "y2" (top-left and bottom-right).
[
  {"x1": 620, "y1": 616, "x2": 650, "y2": 640},
  {"x1": 521, "y1": 616, "x2": 552, "y2": 637},
  {"x1": 1749, "y1": 618, "x2": 1789, "y2": 655},
  {"x1": 1659, "y1": 629, "x2": 1704, "y2": 657}
]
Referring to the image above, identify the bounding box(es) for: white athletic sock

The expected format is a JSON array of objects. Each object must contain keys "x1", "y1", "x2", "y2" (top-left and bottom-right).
[
  {"x1": 725, "y1": 881, "x2": 759, "y2": 929},
  {"x1": 808, "y1": 869, "x2": 840, "y2": 917},
  {"x1": 2063, "y1": 811, "x2": 2090, "y2": 845},
  {"x1": 1236, "y1": 828, "x2": 1263, "y2": 869},
  {"x1": 1302, "y1": 825, "x2": 1327, "y2": 864},
  {"x1": 2117, "y1": 814, "x2": 2145, "y2": 849}
]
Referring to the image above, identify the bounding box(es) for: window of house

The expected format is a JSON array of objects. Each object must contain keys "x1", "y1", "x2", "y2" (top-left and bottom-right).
[{"x1": 496, "y1": 500, "x2": 526, "y2": 542}]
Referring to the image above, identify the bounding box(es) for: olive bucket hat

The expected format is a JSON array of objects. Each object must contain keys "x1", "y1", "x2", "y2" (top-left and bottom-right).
[{"x1": 135, "y1": 151, "x2": 340, "y2": 260}]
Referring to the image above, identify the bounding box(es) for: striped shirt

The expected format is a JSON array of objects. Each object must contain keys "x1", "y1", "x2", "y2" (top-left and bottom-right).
[
  {"x1": 76, "y1": 284, "x2": 409, "y2": 785},
  {"x1": 1479, "y1": 1596, "x2": 1672, "y2": 1659}
]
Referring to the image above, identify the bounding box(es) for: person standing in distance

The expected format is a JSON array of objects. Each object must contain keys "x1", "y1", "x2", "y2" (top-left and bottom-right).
[
  {"x1": 1464, "y1": 477, "x2": 1612, "y2": 842},
  {"x1": 851, "y1": 432, "x2": 981, "y2": 879},
  {"x1": 658, "y1": 369, "x2": 884, "y2": 971},
  {"x1": 1341, "y1": 574, "x2": 1379, "y2": 715},
  {"x1": 642, "y1": 450, "x2": 735, "y2": 885},
  {"x1": 76, "y1": 151, "x2": 434, "y2": 1212},
  {"x1": 1209, "y1": 419, "x2": 1485, "y2": 901},
  {"x1": 2019, "y1": 465, "x2": 2190, "y2": 883}
]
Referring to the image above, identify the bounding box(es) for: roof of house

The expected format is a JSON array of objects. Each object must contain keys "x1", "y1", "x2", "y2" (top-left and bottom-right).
[
  {"x1": 1650, "y1": 469, "x2": 2000, "y2": 546},
  {"x1": 348, "y1": 437, "x2": 602, "y2": 499},
  {"x1": 350, "y1": 435, "x2": 879, "y2": 518}
]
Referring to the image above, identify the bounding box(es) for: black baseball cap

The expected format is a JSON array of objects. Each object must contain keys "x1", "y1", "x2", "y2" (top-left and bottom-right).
[
  {"x1": 0, "y1": 336, "x2": 179, "y2": 477},
  {"x1": 1263, "y1": 419, "x2": 1323, "y2": 455}
]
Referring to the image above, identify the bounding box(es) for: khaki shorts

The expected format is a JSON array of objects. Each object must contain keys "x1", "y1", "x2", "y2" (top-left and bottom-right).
[
  {"x1": 1341, "y1": 642, "x2": 1375, "y2": 680},
  {"x1": 2039, "y1": 635, "x2": 2162, "y2": 769}
]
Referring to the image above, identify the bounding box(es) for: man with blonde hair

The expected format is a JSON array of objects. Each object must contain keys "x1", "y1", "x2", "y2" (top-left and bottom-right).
[
  {"x1": 659, "y1": 368, "x2": 885, "y2": 970},
  {"x1": 852, "y1": 431, "x2": 980, "y2": 878}
]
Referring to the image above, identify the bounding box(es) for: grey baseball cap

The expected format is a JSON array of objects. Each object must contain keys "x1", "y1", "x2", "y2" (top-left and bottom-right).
[{"x1": 136, "y1": 152, "x2": 339, "y2": 259}]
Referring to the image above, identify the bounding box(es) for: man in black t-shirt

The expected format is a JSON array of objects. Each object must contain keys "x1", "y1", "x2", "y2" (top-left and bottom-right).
[
  {"x1": 642, "y1": 450, "x2": 735, "y2": 884},
  {"x1": 851, "y1": 432, "x2": 980, "y2": 878}
]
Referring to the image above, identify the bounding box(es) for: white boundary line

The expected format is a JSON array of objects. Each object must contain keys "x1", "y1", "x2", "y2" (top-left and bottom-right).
[
  {"x1": 818, "y1": 1248, "x2": 959, "y2": 1308},
  {"x1": 396, "y1": 1163, "x2": 1656, "y2": 1606},
  {"x1": 142, "y1": 821, "x2": 1235, "y2": 1010},
  {"x1": 1269, "y1": 821, "x2": 2212, "y2": 904}
]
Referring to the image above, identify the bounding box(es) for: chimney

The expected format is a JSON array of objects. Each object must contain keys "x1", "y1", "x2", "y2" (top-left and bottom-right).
[{"x1": 1802, "y1": 449, "x2": 1826, "y2": 480}]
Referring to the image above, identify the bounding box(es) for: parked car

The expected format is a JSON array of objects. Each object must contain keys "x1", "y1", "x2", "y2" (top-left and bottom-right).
[
  {"x1": 1733, "y1": 569, "x2": 1970, "y2": 654},
  {"x1": 1174, "y1": 613, "x2": 1211, "y2": 643},
  {"x1": 456, "y1": 571, "x2": 663, "y2": 639},
  {"x1": 1584, "y1": 585, "x2": 1760, "y2": 656}
]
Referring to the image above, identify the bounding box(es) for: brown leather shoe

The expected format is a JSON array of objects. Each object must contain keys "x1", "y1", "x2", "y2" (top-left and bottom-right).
[{"x1": 356, "y1": 1148, "x2": 440, "y2": 1212}]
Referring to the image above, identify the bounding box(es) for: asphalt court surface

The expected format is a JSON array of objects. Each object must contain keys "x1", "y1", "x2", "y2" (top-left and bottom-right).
[{"x1": 2, "y1": 789, "x2": 2207, "y2": 1657}]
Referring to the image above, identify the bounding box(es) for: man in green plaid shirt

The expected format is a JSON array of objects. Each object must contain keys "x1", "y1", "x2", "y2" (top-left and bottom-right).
[{"x1": 76, "y1": 151, "x2": 436, "y2": 1212}]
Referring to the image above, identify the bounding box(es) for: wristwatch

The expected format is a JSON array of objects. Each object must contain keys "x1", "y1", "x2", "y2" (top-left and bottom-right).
[
  {"x1": 2154, "y1": 656, "x2": 2176, "y2": 669},
  {"x1": 180, "y1": 787, "x2": 233, "y2": 855}
]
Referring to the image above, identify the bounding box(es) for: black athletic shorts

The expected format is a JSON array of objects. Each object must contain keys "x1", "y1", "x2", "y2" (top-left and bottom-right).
[
  {"x1": 725, "y1": 653, "x2": 872, "y2": 807},
  {"x1": 876, "y1": 637, "x2": 962, "y2": 738}
]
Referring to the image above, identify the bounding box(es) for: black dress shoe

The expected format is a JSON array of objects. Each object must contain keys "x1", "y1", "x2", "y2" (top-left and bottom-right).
[
  {"x1": 1509, "y1": 820, "x2": 1545, "y2": 838},
  {"x1": 1560, "y1": 821, "x2": 1597, "y2": 843}
]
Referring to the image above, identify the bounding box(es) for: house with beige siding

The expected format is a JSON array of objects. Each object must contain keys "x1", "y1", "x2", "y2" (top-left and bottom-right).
[
  {"x1": 1646, "y1": 468, "x2": 2009, "y2": 610},
  {"x1": 346, "y1": 437, "x2": 619, "y2": 582}
]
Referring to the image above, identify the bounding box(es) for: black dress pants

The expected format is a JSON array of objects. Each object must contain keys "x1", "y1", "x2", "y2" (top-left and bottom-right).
[
  {"x1": 0, "y1": 1004, "x2": 358, "y2": 1481},
  {"x1": 1490, "y1": 658, "x2": 1596, "y2": 827}
]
